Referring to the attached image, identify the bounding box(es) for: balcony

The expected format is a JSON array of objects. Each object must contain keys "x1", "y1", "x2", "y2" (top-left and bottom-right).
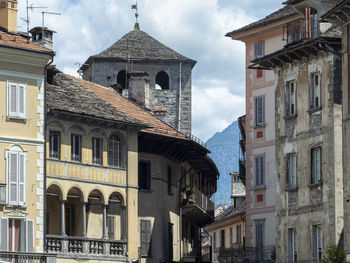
[
  {"x1": 285, "y1": 17, "x2": 319, "y2": 46},
  {"x1": 181, "y1": 188, "x2": 214, "y2": 227},
  {"x1": 46, "y1": 235, "x2": 126, "y2": 259},
  {"x1": 47, "y1": 159, "x2": 126, "y2": 185},
  {"x1": 0, "y1": 251, "x2": 55, "y2": 262}
]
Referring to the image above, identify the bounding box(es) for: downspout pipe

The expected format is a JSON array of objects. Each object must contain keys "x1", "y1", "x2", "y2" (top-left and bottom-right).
[{"x1": 44, "y1": 54, "x2": 55, "y2": 253}]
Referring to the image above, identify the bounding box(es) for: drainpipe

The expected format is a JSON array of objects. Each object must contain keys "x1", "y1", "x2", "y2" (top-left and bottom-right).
[
  {"x1": 178, "y1": 62, "x2": 182, "y2": 131},
  {"x1": 44, "y1": 54, "x2": 55, "y2": 253}
]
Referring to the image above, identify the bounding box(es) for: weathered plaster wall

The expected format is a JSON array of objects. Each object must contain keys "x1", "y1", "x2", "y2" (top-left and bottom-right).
[{"x1": 274, "y1": 52, "x2": 343, "y2": 262}]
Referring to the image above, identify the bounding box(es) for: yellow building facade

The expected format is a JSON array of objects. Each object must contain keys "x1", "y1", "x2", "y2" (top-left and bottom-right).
[{"x1": 0, "y1": 0, "x2": 54, "y2": 258}]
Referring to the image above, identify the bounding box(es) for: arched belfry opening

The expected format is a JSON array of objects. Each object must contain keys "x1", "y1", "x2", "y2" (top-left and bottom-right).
[
  {"x1": 155, "y1": 71, "x2": 169, "y2": 90},
  {"x1": 117, "y1": 70, "x2": 129, "y2": 89}
]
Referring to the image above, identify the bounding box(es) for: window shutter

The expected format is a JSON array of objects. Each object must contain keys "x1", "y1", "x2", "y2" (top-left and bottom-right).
[
  {"x1": 9, "y1": 152, "x2": 18, "y2": 205},
  {"x1": 288, "y1": 230, "x2": 293, "y2": 262},
  {"x1": 9, "y1": 83, "x2": 17, "y2": 116},
  {"x1": 286, "y1": 83, "x2": 290, "y2": 115},
  {"x1": 260, "y1": 157, "x2": 264, "y2": 186},
  {"x1": 255, "y1": 97, "x2": 264, "y2": 126},
  {"x1": 310, "y1": 74, "x2": 315, "y2": 108},
  {"x1": 27, "y1": 219, "x2": 34, "y2": 252},
  {"x1": 316, "y1": 149, "x2": 321, "y2": 182},
  {"x1": 255, "y1": 157, "x2": 260, "y2": 186},
  {"x1": 18, "y1": 84, "x2": 25, "y2": 117},
  {"x1": 19, "y1": 153, "x2": 25, "y2": 206},
  {"x1": 312, "y1": 226, "x2": 317, "y2": 261},
  {"x1": 146, "y1": 220, "x2": 151, "y2": 255},
  {"x1": 140, "y1": 220, "x2": 146, "y2": 255},
  {"x1": 0, "y1": 218, "x2": 8, "y2": 251}
]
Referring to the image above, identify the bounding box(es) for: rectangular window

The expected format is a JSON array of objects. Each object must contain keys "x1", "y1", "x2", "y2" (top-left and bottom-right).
[
  {"x1": 286, "y1": 80, "x2": 296, "y2": 115},
  {"x1": 255, "y1": 41, "x2": 265, "y2": 59},
  {"x1": 311, "y1": 147, "x2": 321, "y2": 184},
  {"x1": 168, "y1": 166, "x2": 172, "y2": 195},
  {"x1": 310, "y1": 73, "x2": 321, "y2": 109},
  {"x1": 92, "y1": 137, "x2": 103, "y2": 165},
  {"x1": 139, "y1": 161, "x2": 151, "y2": 190},
  {"x1": 0, "y1": 2, "x2": 6, "y2": 9},
  {"x1": 220, "y1": 229, "x2": 225, "y2": 248},
  {"x1": 71, "y1": 134, "x2": 82, "y2": 162},
  {"x1": 288, "y1": 228, "x2": 298, "y2": 263},
  {"x1": 287, "y1": 153, "x2": 297, "y2": 188},
  {"x1": 257, "y1": 69, "x2": 263, "y2": 78},
  {"x1": 7, "y1": 82, "x2": 26, "y2": 119},
  {"x1": 255, "y1": 221, "x2": 265, "y2": 262},
  {"x1": 237, "y1": 224, "x2": 242, "y2": 243},
  {"x1": 6, "y1": 219, "x2": 34, "y2": 252},
  {"x1": 255, "y1": 156, "x2": 264, "y2": 187},
  {"x1": 140, "y1": 220, "x2": 151, "y2": 257},
  {"x1": 230, "y1": 227, "x2": 232, "y2": 245},
  {"x1": 255, "y1": 96, "x2": 265, "y2": 126},
  {"x1": 49, "y1": 131, "x2": 61, "y2": 159},
  {"x1": 312, "y1": 225, "x2": 322, "y2": 261},
  {"x1": 8, "y1": 152, "x2": 26, "y2": 206}
]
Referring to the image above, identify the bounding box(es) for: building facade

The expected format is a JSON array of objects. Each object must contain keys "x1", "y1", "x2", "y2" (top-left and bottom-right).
[
  {"x1": 322, "y1": 0, "x2": 350, "y2": 259},
  {"x1": 227, "y1": 7, "x2": 298, "y2": 261},
  {"x1": 80, "y1": 23, "x2": 196, "y2": 136},
  {"x1": 0, "y1": 0, "x2": 54, "y2": 259},
  {"x1": 253, "y1": 1, "x2": 343, "y2": 262}
]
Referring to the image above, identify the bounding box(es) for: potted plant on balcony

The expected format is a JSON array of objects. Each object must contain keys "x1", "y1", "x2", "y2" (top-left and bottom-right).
[{"x1": 185, "y1": 186, "x2": 195, "y2": 205}]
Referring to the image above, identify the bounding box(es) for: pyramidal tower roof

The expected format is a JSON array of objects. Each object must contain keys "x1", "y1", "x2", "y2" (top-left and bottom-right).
[{"x1": 83, "y1": 23, "x2": 196, "y2": 67}]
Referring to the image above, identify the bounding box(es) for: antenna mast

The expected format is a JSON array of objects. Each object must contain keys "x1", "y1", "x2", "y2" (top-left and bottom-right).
[
  {"x1": 23, "y1": 0, "x2": 47, "y2": 34},
  {"x1": 41, "y1": 11, "x2": 61, "y2": 46}
]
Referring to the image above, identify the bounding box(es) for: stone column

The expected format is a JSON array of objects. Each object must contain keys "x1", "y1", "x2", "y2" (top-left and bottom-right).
[
  {"x1": 81, "y1": 202, "x2": 87, "y2": 237},
  {"x1": 121, "y1": 205, "x2": 126, "y2": 240},
  {"x1": 60, "y1": 200, "x2": 66, "y2": 236},
  {"x1": 102, "y1": 204, "x2": 108, "y2": 239}
]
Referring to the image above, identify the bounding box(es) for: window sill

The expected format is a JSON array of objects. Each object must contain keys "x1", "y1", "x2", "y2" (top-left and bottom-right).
[
  {"x1": 308, "y1": 107, "x2": 322, "y2": 114},
  {"x1": 284, "y1": 114, "x2": 297, "y2": 120},
  {"x1": 309, "y1": 182, "x2": 323, "y2": 189},
  {"x1": 254, "y1": 124, "x2": 266, "y2": 129},
  {"x1": 6, "y1": 116, "x2": 27, "y2": 123},
  {"x1": 285, "y1": 187, "x2": 298, "y2": 192},
  {"x1": 254, "y1": 186, "x2": 266, "y2": 191}
]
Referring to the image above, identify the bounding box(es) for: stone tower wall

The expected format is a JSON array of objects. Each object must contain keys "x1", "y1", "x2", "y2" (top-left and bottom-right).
[{"x1": 83, "y1": 60, "x2": 193, "y2": 136}]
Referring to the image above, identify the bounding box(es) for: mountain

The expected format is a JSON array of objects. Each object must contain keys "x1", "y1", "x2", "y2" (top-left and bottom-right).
[{"x1": 206, "y1": 120, "x2": 240, "y2": 205}]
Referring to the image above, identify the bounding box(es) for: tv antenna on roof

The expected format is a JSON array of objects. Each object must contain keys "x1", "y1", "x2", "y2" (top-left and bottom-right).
[
  {"x1": 131, "y1": 2, "x2": 139, "y2": 23},
  {"x1": 41, "y1": 11, "x2": 61, "y2": 46},
  {"x1": 21, "y1": 0, "x2": 47, "y2": 34}
]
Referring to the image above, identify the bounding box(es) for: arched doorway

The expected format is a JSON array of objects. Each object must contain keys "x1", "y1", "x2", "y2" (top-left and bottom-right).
[
  {"x1": 46, "y1": 184, "x2": 63, "y2": 235},
  {"x1": 108, "y1": 193, "x2": 126, "y2": 240},
  {"x1": 87, "y1": 189, "x2": 105, "y2": 239}
]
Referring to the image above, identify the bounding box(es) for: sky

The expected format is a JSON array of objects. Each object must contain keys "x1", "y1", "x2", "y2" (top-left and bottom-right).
[{"x1": 17, "y1": 0, "x2": 283, "y2": 141}]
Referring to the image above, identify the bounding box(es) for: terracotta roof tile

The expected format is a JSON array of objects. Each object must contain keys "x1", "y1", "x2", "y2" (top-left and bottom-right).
[
  {"x1": 0, "y1": 29, "x2": 53, "y2": 54},
  {"x1": 71, "y1": 76, "x2": 189, "y2": 140}
]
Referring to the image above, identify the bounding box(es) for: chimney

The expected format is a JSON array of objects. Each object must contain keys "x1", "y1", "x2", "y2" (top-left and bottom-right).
[
  {"x1": 30, "y1": 27, "x2": 56, "y2": 50},
  {"x1": 0, "y1": 0, "x2": 18, "y2": 33},
  {"x1": 128, "y1": 72, "x2": 150, "y2": 109}
]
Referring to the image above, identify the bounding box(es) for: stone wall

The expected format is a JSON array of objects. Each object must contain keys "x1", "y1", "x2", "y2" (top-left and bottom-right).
[{"x1": 83, "y1": 60, "x2": 193, "y2": 136}]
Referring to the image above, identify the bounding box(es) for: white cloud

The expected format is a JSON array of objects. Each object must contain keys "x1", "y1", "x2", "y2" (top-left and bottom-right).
[{"x1": 16, "y1": 0, "x2": 278, "y2": 141}]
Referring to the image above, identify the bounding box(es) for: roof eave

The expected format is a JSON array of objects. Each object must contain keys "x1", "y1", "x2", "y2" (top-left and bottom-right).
[{"x1": 0, "y1": 43, "x2": 55, "y2": 56}]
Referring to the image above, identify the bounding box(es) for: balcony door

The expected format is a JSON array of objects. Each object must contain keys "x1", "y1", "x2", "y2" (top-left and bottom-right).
[{"x1": 255, "y1": 221, "x2": 265, "y2": 262}]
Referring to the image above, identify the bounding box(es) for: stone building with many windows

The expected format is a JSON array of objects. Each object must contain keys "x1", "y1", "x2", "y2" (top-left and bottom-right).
[{"x1": 252, "y1": 1, "x2": 343, "y2": 262}]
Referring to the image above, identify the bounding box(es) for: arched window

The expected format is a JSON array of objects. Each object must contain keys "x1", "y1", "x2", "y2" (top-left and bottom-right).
[
  {"x1": 155, "y1": 71, "x2": 169, "y2": 90},
  {"x1": 117, "y1": 70, "x2": 129, "y2": 89},
  {"x1": 108, "y1": 134, "x2": 122, "y2": 167}
]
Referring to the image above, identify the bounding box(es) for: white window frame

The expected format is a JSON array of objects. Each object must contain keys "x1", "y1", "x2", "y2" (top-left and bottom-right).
[
  {"x1": 288, "y1": 228, "x2": 298, "y2": 263},
  {"x1": 255, "y1": 41, "x2": 265, "y2": 59},
  {"x1": 287, "y1": 153, "x2": 297, "y2": 188},
  {"x1": 255, "y1": 96, "x2": 265, "y2": 126},
  {"x1": 286, "y1": 80, "x2": 296, "y2": 115},
  {"x1": 255, "y1": 156, "x2": 264, "y2": 188},
  {"x1": 310, "y1": 73, "x2": 321, "y2": 109},
  {"x1": 7, "y1": 81, "x2": 27, "y2": 119},
  {"x1": 6, "y1": 148, "x2": 27, "y2": 206}
]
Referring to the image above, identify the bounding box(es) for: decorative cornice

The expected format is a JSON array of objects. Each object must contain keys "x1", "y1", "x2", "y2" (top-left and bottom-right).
[
  {"x1": 0, "y1": 47, "x2": 51, "y2": 67},
  {"x1": 5, "y1": 208, "x2": 28, "y2": 219}
]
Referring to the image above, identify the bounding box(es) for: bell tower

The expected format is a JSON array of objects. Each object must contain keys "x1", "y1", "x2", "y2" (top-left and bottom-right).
[{"x1": 0, "y1": 0, "x2": 18, "y2": 33}]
